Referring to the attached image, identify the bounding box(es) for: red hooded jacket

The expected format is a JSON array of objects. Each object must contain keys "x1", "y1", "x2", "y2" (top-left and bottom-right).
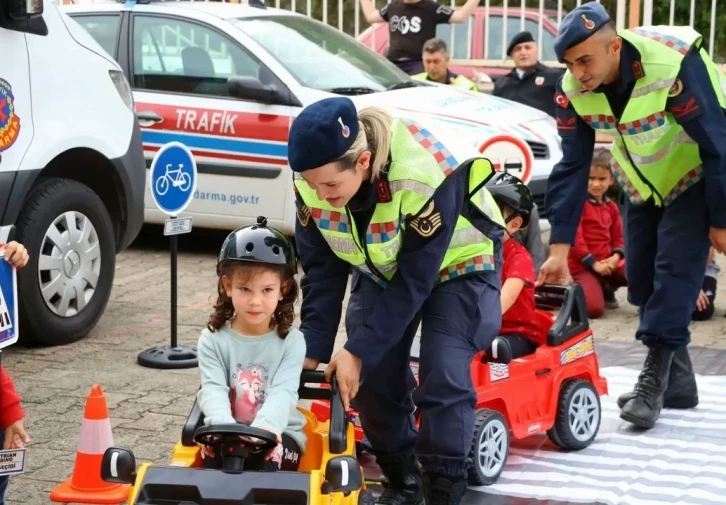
[{"x1": 0, "y1": 364, "x2": 24, "y2": 429}]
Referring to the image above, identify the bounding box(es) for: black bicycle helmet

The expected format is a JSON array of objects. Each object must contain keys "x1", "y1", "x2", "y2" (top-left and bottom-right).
[
  {"x1": 217, "y1": 216, "x2": 297, "y2": 273},
  {"x1": 486, "y1": 172, "x2": 534, "y2": 228}
]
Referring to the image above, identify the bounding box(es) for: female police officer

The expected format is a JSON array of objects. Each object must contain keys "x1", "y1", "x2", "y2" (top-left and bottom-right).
[{"x1": 290, "y1": 96, "x2": 505, "y2": 505}]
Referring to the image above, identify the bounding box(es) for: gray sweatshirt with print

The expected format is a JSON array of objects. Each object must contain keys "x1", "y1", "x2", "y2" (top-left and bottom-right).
[{"x1": 197, "y1": 324, "x2": 307, "y2": 452}]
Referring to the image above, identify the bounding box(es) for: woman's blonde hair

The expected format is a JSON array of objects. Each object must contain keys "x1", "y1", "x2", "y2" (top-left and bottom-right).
[{"x1": 337, "y1": 106, "x2": 392, "y2": 180}]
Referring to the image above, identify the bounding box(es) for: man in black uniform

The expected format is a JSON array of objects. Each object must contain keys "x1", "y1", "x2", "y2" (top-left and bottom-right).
[
  {"x1": 493, "y1": 31, "x2": 564, "y2": 117},
  {"x1": 360, "y1": 0, "x2": 481, "y2": 75}
]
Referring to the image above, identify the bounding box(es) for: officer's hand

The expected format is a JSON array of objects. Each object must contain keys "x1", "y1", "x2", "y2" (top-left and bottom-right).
[
  {"x1": 0, "y1": 241, "x2": 29, "y2": 270},
  {"x1": 324, "y1": 349, "x2": 361, "y2": 410},
  {"x1": 303, "y1": 358, "x2": 320, "y2": 370},
  {"x1": 696, "y1": 290, "x2": 709, "y2": 312},
  {"x1": 535, "y1": 253, "x2": 571, "y2": 287},
  {"x1": 709, "y1": 227, "x2": 726, "y2": 254}
]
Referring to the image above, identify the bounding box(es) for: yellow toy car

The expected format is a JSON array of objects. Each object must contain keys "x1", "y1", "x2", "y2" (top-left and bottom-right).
[{"x1": 100, "y1": 371, "x2": 374, "y2": 505}]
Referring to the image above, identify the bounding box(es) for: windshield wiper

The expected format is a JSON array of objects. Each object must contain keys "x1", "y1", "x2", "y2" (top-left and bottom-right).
[
  {"x1": 387, "y1": 81, "x2": 422, "y2": 91},
  {"x1": 325, "y1": 87, "x2": 378, "y2": 95}
]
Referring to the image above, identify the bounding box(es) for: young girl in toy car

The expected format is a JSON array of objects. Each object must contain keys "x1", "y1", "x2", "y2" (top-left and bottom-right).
[{"x1": 196, "y1": 217, "x2": 307, "y2": 472}]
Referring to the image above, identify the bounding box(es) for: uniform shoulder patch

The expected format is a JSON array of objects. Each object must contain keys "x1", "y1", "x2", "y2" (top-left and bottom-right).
[
  {"x1": 554, "y1": 92, "x2": 570, "y2": 109},
  {"x1": 668, "y1": 78, "x2": 683, "y2": 97},
  {"x1": 409, "y1": 201, "x2": 442, "y2": 238},
  {"x1": 297, "y1": 204, "x2": 312, "y2": 228}
]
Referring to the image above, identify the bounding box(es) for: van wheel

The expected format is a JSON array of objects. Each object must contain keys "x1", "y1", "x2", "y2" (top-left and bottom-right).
[{"x1": 14, "y1": 178, "x2": 116, "y2": 346}]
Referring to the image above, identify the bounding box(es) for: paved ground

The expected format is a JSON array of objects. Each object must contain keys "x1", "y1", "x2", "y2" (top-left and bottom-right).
[{"x1": 3, "y1": 225, "x2": 726, "y2": 504}]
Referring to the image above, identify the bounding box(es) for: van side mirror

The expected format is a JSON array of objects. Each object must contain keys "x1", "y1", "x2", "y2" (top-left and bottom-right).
[
  {"x1": 101, "y1": 448, "x2": 137, "y2": 485},
  {"x1": 227, "y1": 76, "x2": 288, "y2": 105},
  {"x1": 9, "y1": 0, "x2": 43, "y2": 19}
]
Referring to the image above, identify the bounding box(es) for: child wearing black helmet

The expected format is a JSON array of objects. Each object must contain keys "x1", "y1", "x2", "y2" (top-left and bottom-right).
[
  {"x1": 487, "y1": 173, "x2": 544, "y2": 359},
  {"x1": 197, "y1": 216, "x2": 306, "y2": 472}
]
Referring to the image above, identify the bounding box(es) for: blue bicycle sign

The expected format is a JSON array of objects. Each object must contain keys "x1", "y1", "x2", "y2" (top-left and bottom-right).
[
  {"x1": 149, "y1": 142, "x2": 197, "y2": 216},
  {"x1": 155, "y1": 163, "x2": 192, "y2": 196}
]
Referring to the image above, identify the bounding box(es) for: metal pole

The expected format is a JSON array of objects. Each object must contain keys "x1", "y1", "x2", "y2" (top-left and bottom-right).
[
  {"x1": 628, "y1": 0, "x2": 640, "y2": 28},
  {"x1": 170, "y1": 228, "x2": 177, "y2": 349}
]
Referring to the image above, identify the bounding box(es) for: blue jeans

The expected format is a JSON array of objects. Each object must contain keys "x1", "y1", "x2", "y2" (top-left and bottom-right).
[{"x1": 0, "y1": 430, "x2": 7, "y2": 505}]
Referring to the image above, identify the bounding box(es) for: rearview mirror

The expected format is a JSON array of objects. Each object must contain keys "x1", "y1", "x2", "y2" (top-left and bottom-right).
[
  {"x1": 227, "y1": 76, "x2": 286, "y2": 105},
  {"x1": 322, "y1": 456, "x2": 362, "y2": 495},
  {"x1": 9, "y1": 0, "x2": 43, "y2": 19},
  {"x1": 101, "y1": 448, "x2": 137, "y2": 485}
]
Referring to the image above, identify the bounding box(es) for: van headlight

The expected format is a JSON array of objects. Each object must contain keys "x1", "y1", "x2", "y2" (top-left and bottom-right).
[{"x1": 109, "y1": 70, "x2": 134, "y2": 111}]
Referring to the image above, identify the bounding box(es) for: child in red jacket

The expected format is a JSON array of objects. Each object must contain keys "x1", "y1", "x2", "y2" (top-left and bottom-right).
[
  {"x1": 568, "y1": 149, "x2": 627, "y2": 319},
  {"x1": 486, "y1": 173, "x2": 544, "y2": 360},
  {"x1": 0, "y1": 241, "x2": 31, "y2": 505}
]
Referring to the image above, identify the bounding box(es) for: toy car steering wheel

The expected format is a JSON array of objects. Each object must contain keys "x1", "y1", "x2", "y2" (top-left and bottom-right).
[{"x1": 194, "y1": 423, "x2": 277, "y2": 457}]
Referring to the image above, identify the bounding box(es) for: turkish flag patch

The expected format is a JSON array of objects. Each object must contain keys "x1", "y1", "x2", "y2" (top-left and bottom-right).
[{"x1": 554, "y1": 92, "x2": 570, "y2": 109}]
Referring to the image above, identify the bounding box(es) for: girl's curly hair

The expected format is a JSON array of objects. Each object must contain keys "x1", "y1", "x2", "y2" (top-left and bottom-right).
[{"x1": 206, "y1": 261, "x2": 299, "y2": 338}]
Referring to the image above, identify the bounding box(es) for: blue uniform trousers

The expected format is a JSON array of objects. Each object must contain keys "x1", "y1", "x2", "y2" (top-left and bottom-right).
[
  {"x1": 347, "y1": 270, "x2": 501, "y2": 479},
  {"x1": 624, "y1": 181, "x2": 711, "y2": 348}
]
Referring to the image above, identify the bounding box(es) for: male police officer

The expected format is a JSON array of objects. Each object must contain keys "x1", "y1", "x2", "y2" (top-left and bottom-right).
[
  {"x1": 537, "y1": 2, "x2": 726, "y2": 430},
  {"x1": 412, "y1": 38, "x2": 479, "y2": 91},
  {"x1": 493, "y1": 31, "x2": 564, "y2": 117}
]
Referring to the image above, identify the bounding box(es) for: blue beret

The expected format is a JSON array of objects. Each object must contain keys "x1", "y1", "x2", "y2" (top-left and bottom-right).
[
  {"x1": 288, "y1": 97, "x2": 360, "y2": 173},
  {"x1": 554, "y1": 2, "x2": 612, "y2": 62}
]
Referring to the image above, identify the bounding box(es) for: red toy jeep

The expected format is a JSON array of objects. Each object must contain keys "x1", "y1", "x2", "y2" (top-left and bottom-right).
[{"x1": 310, "y1": 283, "x2": 608, "y2": 486}]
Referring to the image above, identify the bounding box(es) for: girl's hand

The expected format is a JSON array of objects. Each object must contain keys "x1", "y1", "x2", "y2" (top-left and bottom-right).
[
  {"x1": 255, "y1": 428, "x2": 282, "y2": 461},
  {"x1": 197, "y1": 443, "x2": 215, "y2": 459},
  {"x1": 4, "y1": 420, "x2": 30, "y2": 450},
  {"x1": 0, "y1": 241, "x2": 29, "y2": 270}
]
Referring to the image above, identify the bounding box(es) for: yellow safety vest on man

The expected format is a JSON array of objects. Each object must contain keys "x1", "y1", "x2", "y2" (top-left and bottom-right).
[
  {"x1": 294, "y1": 118, "x2": 504, "y2": 287},
  {"x1": 412, "y1": 72, "x2": 479, "y2": 92},
  {"x1": 561, "y1": 25, "x2": 726, "y2": 206}
]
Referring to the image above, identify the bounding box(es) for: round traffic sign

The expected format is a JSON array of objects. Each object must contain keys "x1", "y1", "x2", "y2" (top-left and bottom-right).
[
  {"x1": 149, "y1": 141, "x2": 197, "y2": 216},
  {"x1": 478, "y1": 134, "x2": 534, "y2": 184}
]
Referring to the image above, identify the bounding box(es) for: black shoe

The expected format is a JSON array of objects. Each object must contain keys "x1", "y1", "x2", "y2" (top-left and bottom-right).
[
  {"x1": 375, "y1": 453, "x2": 425, "y2": 505},
  {"x1": 617, "y1": 346, "x2": 698, "y2": 409},
  {"x1": 619, "y1": 347, "x2": 675, "y2": 429},
  {"x1": 422, "y1": 474, "x2": 467, "y2": 505}
]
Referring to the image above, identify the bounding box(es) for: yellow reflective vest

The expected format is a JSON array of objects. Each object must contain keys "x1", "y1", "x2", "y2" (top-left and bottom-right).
[
  {"x1": 561, "y1": 25, "x2": 726, "y2": 206},
  {"x1": 412, "y1": 72, "x2": 479, "y2": 92},
  {"x1": 294, "y1": 118, "x2": 504, "y2": 287}
]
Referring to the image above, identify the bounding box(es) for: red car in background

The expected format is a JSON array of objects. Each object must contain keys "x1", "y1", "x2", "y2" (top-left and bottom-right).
[{"x1": 357, "y1": 7, "x2": 563, "y2": 82}]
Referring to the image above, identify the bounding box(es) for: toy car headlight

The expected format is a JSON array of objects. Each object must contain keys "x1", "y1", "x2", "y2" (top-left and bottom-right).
[
  {"x1": 101, "y1": 447, "x2": 137, "y2": 485},
  {"x1": 322, "y1": 456, "x2": 362, "y2": 494}
]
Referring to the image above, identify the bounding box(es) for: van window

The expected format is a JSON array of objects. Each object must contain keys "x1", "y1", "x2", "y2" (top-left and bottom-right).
[
  {"x1": 131, "y1": 15, "x2": 261, "y2": 97},
  {"x1": 484, "y1": 16, "x2": 557, "y2": 61},
  {"x1": 71, "y1": 15, "x2": 121, "y2": 57}
]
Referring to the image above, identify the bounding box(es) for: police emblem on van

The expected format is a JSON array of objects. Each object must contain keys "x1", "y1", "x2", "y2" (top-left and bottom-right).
[{"x1": 0, "y1": 79, "x2": 21, "y2": 153}]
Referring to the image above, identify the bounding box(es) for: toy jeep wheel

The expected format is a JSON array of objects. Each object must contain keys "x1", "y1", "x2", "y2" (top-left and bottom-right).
[
  {"x1": 358, "y1": 489, "x2": 375, "y2": 505},
  {"x1": 547, "y1": 379, "x2": 601, "y2": 450},
  {"x1": 467, "y1": 409, "x2": 509, "y2": 486}
]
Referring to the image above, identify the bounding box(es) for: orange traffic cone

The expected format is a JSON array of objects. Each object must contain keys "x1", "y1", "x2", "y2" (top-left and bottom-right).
[{"x1": 50, "y1": 384, "x2": 131, "y2": 504}]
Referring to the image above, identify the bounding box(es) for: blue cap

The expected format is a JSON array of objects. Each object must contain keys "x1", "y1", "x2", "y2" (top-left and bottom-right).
[
  {"x1": 553, "y1": 2, "x2": 612, "y2": 62},
  {"x1": 288, "y1": 97, "x2": 360, "y2": 173}
]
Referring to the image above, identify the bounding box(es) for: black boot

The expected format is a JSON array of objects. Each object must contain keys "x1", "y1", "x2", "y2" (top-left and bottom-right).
[
  {"x1": 375, "y1": 453, "x2": 425, "y2": 505},
  {"x1": 617, "y1": 346, "x2": 698, "y2": 409},
  {"x1": 619, "y1": 346, "x2": 675, "y2": 429},
  {"x1": 422, "y1": 474, "x2": 467, "y2": 505}
]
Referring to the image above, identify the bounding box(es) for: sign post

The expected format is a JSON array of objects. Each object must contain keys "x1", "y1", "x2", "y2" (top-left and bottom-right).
[{"x1": 138, "y1": 141, "x2": 199, "y2": 369}]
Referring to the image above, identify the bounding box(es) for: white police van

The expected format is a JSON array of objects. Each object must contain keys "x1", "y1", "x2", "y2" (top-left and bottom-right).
[
  {"x1": 1, "y1": 0, "x2": 145, "y2": 346},
  {"x1": 63, "y1": 0, "x2": 563, "y2": 236}
]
